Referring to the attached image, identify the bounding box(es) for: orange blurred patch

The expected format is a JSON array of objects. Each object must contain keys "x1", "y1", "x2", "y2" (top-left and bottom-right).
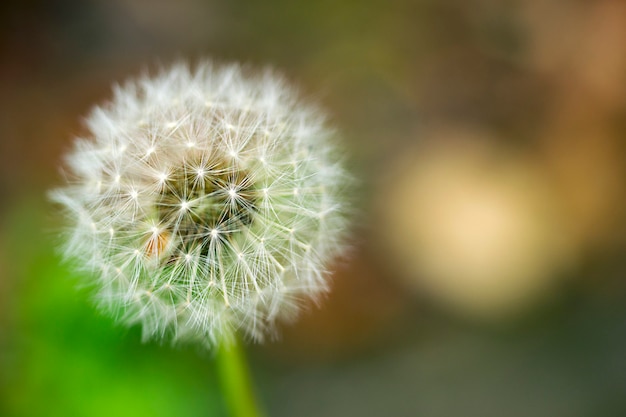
[
  {"x1": 145, "y1": 230, "x2": 170, "y2": 259},
  {"x1": 376, "y1": 129, "x2": 574, "y2": 319}
]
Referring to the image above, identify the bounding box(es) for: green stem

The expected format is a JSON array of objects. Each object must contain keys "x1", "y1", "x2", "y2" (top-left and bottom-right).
[{"x1": 215, "y1": 336, "x2": 265, "y2": 417}]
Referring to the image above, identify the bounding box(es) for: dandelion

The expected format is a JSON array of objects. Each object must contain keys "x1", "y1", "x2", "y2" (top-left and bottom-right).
[{"x1": 50, "y1": 61, "x2": 350, "y2": 347}]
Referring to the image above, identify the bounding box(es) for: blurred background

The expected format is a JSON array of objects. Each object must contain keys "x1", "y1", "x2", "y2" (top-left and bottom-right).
[{"x1": 1, "y1": 0, "x2": 626, "y2": 416}]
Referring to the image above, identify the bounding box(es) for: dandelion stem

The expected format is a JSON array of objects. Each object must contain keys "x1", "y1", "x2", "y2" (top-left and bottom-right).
[{"x1": 216, "y1": 336, "x2": 264, "y2": 417}]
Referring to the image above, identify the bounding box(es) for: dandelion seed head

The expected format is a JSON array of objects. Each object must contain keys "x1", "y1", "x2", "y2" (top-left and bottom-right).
[{"x1": 50, "y1": 60, "x2": 350, "y2": 347}]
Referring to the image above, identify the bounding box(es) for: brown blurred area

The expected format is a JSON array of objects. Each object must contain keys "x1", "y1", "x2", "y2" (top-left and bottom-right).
[{"x1": 1, "y1": 0, "x2": 626, "y2": 416}]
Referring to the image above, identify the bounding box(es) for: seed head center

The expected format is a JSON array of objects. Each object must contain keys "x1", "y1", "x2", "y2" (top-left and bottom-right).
[{"x1": 155, "y1": 157, "x2": 258, "y2": 258}]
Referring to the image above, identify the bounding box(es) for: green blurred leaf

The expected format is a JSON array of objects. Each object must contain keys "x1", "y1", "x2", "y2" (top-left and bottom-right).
[{"x1": 2, "y1": 197, "x2": 225, "y2": 417}]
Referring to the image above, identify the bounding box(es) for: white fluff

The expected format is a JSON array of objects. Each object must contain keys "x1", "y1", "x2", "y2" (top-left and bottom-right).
[{"x1": 51, "y1": 61, "x2": 350, "y2": 347}]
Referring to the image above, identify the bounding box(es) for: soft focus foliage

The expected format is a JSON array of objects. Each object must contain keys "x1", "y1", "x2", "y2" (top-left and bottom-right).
[{"x1": 1, "y1": 200, "x2": 224, "y2": 417}]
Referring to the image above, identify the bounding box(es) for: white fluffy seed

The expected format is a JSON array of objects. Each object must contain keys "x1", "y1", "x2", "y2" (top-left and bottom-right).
[{"x1": 50, "y1": 60, "x2": 350, "y2": 348}]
